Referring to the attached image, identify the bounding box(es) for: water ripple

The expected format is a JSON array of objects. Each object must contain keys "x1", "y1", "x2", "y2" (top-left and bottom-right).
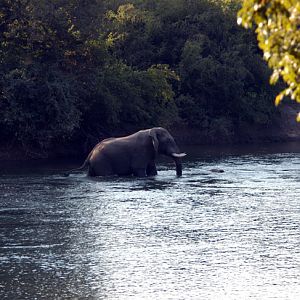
[{"x1": 0, "y1": 146, "x2": 300, "y2": 299}]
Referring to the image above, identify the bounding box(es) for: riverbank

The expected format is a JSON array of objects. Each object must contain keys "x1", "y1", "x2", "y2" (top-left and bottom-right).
[
  {"x1": 0, "y1": 103, "x2": 299, "y2": 161},
  {"x1": 0, "y1": 131, "x2": 299, "y2": 162},
  {"x1": 173, "y1": 102, "x2": 300, "y2": 145}
]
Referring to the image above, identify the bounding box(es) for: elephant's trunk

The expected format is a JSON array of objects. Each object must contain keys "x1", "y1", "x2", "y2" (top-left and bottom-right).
[
  {"x1": 174, "y1": 157, "x2": 183, "y2": 177},
  {"x1": 170, "y1": 152, "x2": 185, "y2": 177}
]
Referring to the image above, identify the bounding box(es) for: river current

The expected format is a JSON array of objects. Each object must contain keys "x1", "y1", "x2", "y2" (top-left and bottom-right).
[{"x1": 0, "y1": 143, "x2": 299, "y2": 299}]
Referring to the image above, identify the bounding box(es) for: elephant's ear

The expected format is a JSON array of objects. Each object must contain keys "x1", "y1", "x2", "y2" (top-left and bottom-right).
[{"x1": 149, "y1": 129, "x2": 159, "y2": 153}]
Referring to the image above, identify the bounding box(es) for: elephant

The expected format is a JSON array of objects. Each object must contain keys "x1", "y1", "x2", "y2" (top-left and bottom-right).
[{"x1": 67, "y1": 127, "x2": 186, "y2": 177}]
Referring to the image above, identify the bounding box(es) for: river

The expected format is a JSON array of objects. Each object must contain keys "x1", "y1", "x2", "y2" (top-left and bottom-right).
[{"x1": 0, "y1": 143, "x2": 300, "y2": 299}]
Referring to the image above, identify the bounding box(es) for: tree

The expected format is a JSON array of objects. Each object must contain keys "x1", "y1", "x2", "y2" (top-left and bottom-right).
[
  {"x1": 0, "y1": 0, "x2": 178, "y2": 152},
  {"x1": 107, "y1": 1, "x2": 279, "y2": 142},
  {"x1": 0, "y1": 0, "x2": 287, "y2": 155},
  {"x1": 238, "y1": 0, "x2": 300, "y2": 121},
  {"x1": 0, "y1": 0, "x2": 102, "y2": 149}
]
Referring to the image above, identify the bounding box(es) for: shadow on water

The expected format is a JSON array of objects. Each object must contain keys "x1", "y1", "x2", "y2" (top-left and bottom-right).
[{"x1": 0, "y1": 142, "x2": 300, "y2": 299}]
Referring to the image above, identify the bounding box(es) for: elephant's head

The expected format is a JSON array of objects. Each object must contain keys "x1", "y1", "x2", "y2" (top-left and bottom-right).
[{"x1": 149, "y1": 127, "x2": 186, "y2": 176}]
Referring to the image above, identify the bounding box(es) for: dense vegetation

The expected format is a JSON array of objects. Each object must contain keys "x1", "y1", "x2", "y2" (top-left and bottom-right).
[{"x1": 0, "y1": 0, "x2": 281, "y2": 156}]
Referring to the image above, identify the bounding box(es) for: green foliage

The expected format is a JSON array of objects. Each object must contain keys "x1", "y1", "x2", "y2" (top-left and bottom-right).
[
  {"x1": 82, "y1": 63, "x2": 177, "y2": 134},
  {"x1": 238, "y1": 0, "x2": 300, "y2": 121},
  {"x1": 0, "y1": 0, "x2": 86, "y2": 148},
  {"x1": 0, "y1": 0, "x2": 176, "y2": 150},
  {"x1": 0, "y1": 65, "x2": 81, "y2": 148},
  {"x1": 107, "y1": 0, "x2": 279, "y2": 139},
  {"x1": 0, "y1": 0, "x2": 283, "y2": 154}
]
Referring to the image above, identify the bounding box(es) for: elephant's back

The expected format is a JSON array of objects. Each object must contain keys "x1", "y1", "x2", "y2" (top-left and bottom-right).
[{"x1": 92, "y1": 139, "x2": 132, "y2": 172}]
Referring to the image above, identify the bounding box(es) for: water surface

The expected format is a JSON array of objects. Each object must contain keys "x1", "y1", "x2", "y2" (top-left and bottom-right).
[{"x1": 0, "y1": 143, "x2": 300, "y2": 299}]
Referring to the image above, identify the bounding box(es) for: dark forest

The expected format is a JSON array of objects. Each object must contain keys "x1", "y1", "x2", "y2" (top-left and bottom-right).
[{"x1": 0, "y1": 0, "x2": 282, "y2": 157}]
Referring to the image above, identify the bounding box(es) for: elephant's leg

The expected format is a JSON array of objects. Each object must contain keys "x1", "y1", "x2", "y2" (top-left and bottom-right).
[
  {"x1": 132, "y1": 168, "x2": 147, "y2": 177},
  {"x1": 88, "y1": 166, "x2": 96, "y2": 177},
  {"x1": 89, "y1": 156, "x2": 114, "y2": 176},
  {"x1": 146, "y1": 161, "x2": 157, "y2": 176}
]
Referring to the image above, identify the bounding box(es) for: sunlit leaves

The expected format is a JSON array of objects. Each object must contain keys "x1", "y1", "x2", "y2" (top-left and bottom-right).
[{"x1": 238, "y1": 0, "x2": 300, "y2": 120}]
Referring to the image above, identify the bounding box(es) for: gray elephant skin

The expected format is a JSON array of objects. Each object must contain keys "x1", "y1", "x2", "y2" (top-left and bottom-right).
[{"x1": 67, "y1": 127, "x2": 186, "y2": 177}]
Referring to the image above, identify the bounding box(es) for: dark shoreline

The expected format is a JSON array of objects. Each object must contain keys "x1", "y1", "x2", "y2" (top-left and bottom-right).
[
  {"x1": 1, "y1": 103, "x2": 299, "y2": 162},
  {"x1": 1, "y1": 136, "x2": 299, "y2": 163}
]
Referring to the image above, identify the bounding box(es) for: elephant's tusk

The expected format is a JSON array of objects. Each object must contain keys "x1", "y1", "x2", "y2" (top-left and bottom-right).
[{"x1": 171, "y1": 152, "x2": 187, "y2": 158}]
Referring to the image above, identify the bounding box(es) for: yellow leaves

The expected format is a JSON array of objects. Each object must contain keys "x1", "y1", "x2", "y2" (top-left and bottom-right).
[
  {"x1": 270, "y1": 70, "x2": 280, "y2": 84},
  {"x1": 237, "y1": 17, "x2": 243, "y2": 26},
  {"x1": 264, "y1": 51, "x2": 271, "y2": 60},
  {"x1": 297, "y1": 112, "x2": 300, "y2": 122},
  {"x1": 275, "y1": 92, "x2": 284, "y2": 106},
  {"x1": 117, "y1": 4, "x2": 135, "y2": 22},
  {"x1": 68, "y1": 24, "x2": 80, "y2": 39},
  {"x1": 237, "y1": 0, "x2": 256, "y2": 28},
  {"x1": 290, "y1": 2, "x2": 300, "y2": 23},
  {"x1": 108, "y1": 4, "x2": 145, "y2": 24},
  {"x1": 106, "y1": 32, "x2": 126, "y2": 47},
  {"x1": 238, "y1": 0, "x2": 300, "y2": 120}
]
